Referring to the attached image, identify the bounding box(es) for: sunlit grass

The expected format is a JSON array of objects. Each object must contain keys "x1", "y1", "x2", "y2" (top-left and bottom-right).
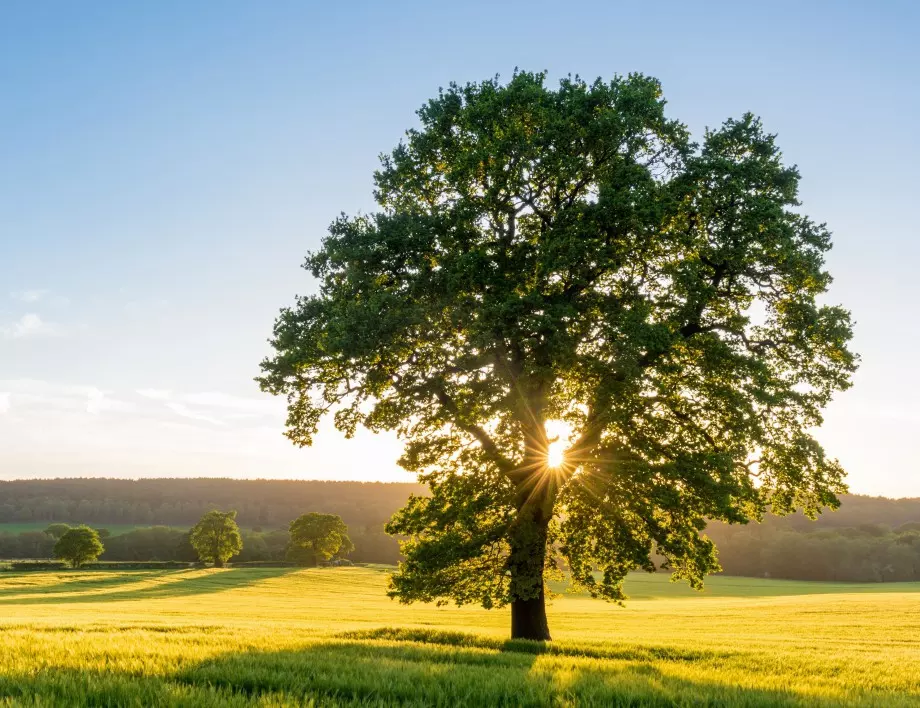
[{"x1": 0, "y1": 567, "x2": 917, "y2": 705}]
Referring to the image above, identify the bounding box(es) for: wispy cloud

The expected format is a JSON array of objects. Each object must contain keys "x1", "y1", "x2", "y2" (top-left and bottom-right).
[
  {"x1": 138, "y1": 388, "x2": 279, "y2": 420},
  {"x1": 3, "y1": 379, "x2": 277, "y2": 428},
  {"x1": 10, "y1": 290, "x2": 70, "y2": 306},
  {"x1": 0, "y1": 380, "x2": 133, "y2": 415},
  {"x1": 11, "y1": 289, "x2": 48, "y2": 303},
  {"x1": 84, "y1": 388, "x2": 135, "y2": 415},
  {"x1": 165, "y1": 402, "x2": 225, "y2": 426},
  {"x1": 0, "y1": 379, "x2": 407, "y2": 482},
  {"x1": 137, "y1": 388, "x2": 172, "y2": 401},
  {"x1": 181, "y1": 391, "x2": 277, "y2": 416},
  {"x1": 1, "y1": 314, "x2": 62, "y2": 339},
  {"x1": 124, "y1": 298, "x2": 168, "y2": 315}
]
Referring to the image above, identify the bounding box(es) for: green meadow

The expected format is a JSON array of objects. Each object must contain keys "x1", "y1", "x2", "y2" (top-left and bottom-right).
[{"x1": 0, "y1": 567, "x2": 917, "y2": 706}]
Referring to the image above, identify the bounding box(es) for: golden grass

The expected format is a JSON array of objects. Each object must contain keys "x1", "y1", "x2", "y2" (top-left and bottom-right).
[{"x1": 0, "y1": 567, "x2": 917, "y2": 706}]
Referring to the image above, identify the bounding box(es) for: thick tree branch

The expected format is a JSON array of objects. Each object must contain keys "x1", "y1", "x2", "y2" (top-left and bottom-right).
[{"x1": 433, "y1": 385, "x2": 516, "y2": 475}]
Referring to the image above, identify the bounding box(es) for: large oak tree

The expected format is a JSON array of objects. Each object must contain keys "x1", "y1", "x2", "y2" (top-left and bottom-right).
[{"x1": 259, "y1": 72, "x2": 856, "y2": 640}]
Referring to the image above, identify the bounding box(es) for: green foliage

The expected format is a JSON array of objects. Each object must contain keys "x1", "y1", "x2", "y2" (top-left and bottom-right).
[
  {"x1": 189, "y1": 511, "x2": 243, "y2": 567},
  {"x1": 710, "y1": 521, "x2": 920, "y2": 582},
  {"x1": 9, "y1": 561, "x2": 68, "y2": 571},
  {"x1": 101, "y1": 526, "x2": 190, "y2": 562},
  {"x1": 53, "y1": 526, "x2": 104, "y2": 568},
  {"x1": 0, "y1": 520, "x2": 400, "y2": 566},
  {"x1": 0, "y1": 530, "x2": 56, "y2": 558},
  {"x1": 173, "y1": 531, "x2": 199, "y2": 562},
  {"x1": 43, "y1": 523, "x2": 71, "y2": 540},
  {"x1": 260, "y1": 70, "x2": 857, "y2": 635},
  {"x1": 235, "y1": 530, "x2": 291, "y2": 563},
  {"x1": 286, "y1": 513, "x2": 354, "y2": 566}
]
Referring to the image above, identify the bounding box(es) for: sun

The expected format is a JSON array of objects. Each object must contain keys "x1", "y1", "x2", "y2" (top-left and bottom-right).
[{"x1": 547, "y1": 440, "x2": 566, "y2": 468}]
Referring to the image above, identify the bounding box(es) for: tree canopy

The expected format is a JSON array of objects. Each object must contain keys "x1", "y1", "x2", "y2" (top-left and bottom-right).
[
  {"x1": 189, "y1": 510, "x2": 243, "y2": 567},
  {"x1": 286, "y1": 512, "x2": 354, "y2": 566},
  {"x1": 259, "y1": 71, "x2": 857, "y2": 640},
  {"x1": 53, "y1": 526, "x2": 104, "y2": 568}
]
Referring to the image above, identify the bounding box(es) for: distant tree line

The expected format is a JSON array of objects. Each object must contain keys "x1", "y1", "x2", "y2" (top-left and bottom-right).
[
  {"x1": 1, "y1": 508, "x2": 388, "y2": 567},
  {"x1": 0, "y1": 480, "x2": 918, "y2": 582},
  {"x1": 707, "y1": 521, "x2": 920, "y2": 582},
  {"x1": 0, "y1": 479, "x2": 425, "y2": 527},
  {"x1": 1, "y1": 478, "x2": 913, "y2": 531},
  {"x1": 0, "y1": 479, "x2": 412, "y2": 565},
  {"x1": 0, "y1": 523, "x2": 400, "y2": 565}
]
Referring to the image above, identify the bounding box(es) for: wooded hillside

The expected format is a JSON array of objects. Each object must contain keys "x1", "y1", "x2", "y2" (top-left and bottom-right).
[
  {"x1": 1, "y1": 479, "x2": 918, "y2": 582},
  {"x1": 0, "y1": 478, "x2": 426, "y2": 529}
]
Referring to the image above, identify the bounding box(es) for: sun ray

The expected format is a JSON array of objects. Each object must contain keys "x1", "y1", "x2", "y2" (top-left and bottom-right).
[{"x1": 547, "y1": 440, "x2": 566, "y2": 468}]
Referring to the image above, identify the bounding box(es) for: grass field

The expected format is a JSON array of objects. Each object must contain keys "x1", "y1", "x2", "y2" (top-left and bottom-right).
[{"x1": 0, "y1": 567, "x2": 917, "y2": 706}]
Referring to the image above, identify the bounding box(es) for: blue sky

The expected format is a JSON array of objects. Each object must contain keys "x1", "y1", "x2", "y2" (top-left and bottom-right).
[{"x1": 1, "y1": 1, "x2": 918, "y2": 495}]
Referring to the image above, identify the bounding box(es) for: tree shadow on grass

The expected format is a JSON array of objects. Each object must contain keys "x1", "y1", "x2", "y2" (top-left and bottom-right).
[
  {"x1": 0, "y1": 629, "x2": 879, "y2": 706},
  {"x1": 339, "y1": 627, "x2": 735, "y2": 663},
  {"x1": 0, "y1": 568, "x2": 296, "y2": 605},
  {"x1": 0, "y1": 570, "x2": 165, "y2": 598},
  {"x1": 170, "y1": 631, "x2": 827, "y2": 707}
]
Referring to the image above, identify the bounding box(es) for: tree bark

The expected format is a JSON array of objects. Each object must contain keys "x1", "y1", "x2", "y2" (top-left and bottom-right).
[
  {"x1": 511, "y1": 584, "x2": 551, "y2": 641},
  {"x1": 508, "y1": 477, "x2": 553, "y2": 641},
  {"x1": 507, "y1": 395, "x2": 555, "y2": 641}
]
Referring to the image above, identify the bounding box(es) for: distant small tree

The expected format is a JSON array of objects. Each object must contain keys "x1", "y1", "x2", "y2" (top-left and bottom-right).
[
  {"x1": 44, "y1": 523, "x2": 71, "y2": 540},
  {"x1": 54, "y1": 526, "x2": 104, "y2": 568},
  {"x1": 190, "y1": 510, "x2": 243, "y2": 567},
  {"x1": 286, "y1": 513, "x2": 354, "y2": 567},
  {"x1": 95, "y1": 528, "x2": 112, "y2": 539}
]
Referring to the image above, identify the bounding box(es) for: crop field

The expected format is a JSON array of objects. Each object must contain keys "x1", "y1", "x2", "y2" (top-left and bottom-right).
[{"x1": 0, "y1": 567, "x2": 917, "y2": 707}]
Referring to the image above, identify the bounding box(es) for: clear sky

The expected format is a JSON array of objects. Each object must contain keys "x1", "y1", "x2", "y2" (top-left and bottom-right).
[{"x1": 1, "y1": 1, "x2": 918, "y2": 496}]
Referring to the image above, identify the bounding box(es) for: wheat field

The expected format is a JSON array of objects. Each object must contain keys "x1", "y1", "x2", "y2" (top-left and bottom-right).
[{"x1": 0, "y1": 566, "x2": 917, "y2": 706}]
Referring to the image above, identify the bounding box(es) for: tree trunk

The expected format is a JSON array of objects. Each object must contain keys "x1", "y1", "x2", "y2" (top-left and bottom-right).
[
  {"x1": 508, "y1": 482, "x2": 553, "y2": 642},
  {"x1": 511, "y1": 584, "x2": 551, "y2": 641},
  {"x1": 508, "y1": 401, "x2": 555, "y2": 642},
  {"x1": 214, "y1": 557, "x2": 224, "y2": 568}
]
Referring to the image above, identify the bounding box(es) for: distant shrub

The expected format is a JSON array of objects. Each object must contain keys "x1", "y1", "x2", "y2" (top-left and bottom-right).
[
  {"x1": 101, "y1": 526, "x2": 188, "y2": 562},
  {"x1": 85, "y1": 561, "x2": 193, "y2": 570},
  {"x1": 6, "y1": 560, "x2": 194, "y2": 571},
  {"x1": 9, "y1": 561, "x2": 68, "y2": 571}
]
